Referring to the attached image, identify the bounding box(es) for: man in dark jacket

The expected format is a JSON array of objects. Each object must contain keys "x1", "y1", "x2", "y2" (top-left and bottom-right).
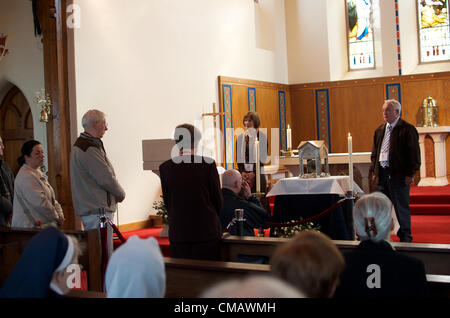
[
  {"x1": 220, "y1": 169, "x2": 268, "y2": 236},
  {"x1": 0, "y1": 136, "x2": 14, "y2": 227},
  {"x1": 160, "y1": 124, "x2": 223, "y2": 260},
  {"x1": 370, "y1": 99, "x2": 420, "y2": 242}
]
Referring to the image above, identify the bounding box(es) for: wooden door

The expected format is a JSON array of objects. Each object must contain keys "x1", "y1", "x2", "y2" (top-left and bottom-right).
[{"x1": 0, "y1": 86, "x2": 34, "y2": 175}]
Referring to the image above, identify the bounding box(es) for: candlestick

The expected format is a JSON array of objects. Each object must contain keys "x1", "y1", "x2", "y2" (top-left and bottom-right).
[
  {"x1": 255, "y1": 138, "x2": 260, "y2": 193},
  {"x1": 287, "y1": 125, "x2": 292, "y2": 150},
  {"x1": 348, "y1": 133, "x2": 353, "y2": 192}
]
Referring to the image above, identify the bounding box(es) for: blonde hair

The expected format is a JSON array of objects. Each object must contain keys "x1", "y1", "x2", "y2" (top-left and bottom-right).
[{"x1": 271, "y1": 231, "x2": 344, "y2": 298}]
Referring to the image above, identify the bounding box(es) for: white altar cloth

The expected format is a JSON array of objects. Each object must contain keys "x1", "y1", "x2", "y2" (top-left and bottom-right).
[{"x1": 267, "y1": 176, "x2": 364, "y2": 197}]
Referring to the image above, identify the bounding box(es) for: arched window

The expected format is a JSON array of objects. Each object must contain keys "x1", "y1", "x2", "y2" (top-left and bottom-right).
[
  {"x1": 346, "y1": 0, "x2": 376, "y2": 70},
  {"x1": 417, "y1": 0, "x2": 450, "y2": 63}
]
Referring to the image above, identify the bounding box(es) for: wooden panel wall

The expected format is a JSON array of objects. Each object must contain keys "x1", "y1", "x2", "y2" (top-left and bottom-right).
[
  {"x1": 218, "y1": 76, "x2": 290, "y2": 169},
  {"x1": 289, "y1": 71, "x2": 450, "y2": 178},
  {"x1": 218, "y1": 72, "x2": 450, "y2": 178}
]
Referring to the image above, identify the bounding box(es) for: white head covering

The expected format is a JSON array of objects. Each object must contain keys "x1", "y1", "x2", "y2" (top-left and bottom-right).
[{"x1": 105, "y1": 236, "x2": 166, "y2": 298}]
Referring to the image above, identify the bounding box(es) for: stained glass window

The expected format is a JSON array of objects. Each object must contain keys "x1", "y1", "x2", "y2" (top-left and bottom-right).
[
  {"x1": 346, "y1": 0, "x2": 375, "y2": 70},
  {"x1": 418, "y1": 0, "x2": 450, "y2": 63}
]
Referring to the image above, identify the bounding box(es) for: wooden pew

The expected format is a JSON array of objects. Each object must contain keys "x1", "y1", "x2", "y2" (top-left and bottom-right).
[
  {"x1": 164, "y1": 257, "x2": 270, "y2": 298},
  {"x1": 0, "y1": 227, "x2": 103, "y2": 292},
  {"x1": 220, "y1": 235, "x2": 450, "y2": 276},
  {"x1": 164, "y1": 257, "x2": 450, "y2": 298}
]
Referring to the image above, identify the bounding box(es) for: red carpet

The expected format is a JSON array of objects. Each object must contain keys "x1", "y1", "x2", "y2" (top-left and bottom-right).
[
  {"x1": 114, "y1": 186, "x2": 450, "y2": 251},
  {"x1": 114, "y1": 227, "x2": 170, "y2": 256}
]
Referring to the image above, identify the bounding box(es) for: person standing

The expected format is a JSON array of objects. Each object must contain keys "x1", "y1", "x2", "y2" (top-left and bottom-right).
[
  {"x1": 12, "y1": 140, "x2": 65, "y2": 228},
  {"x1": 236, "y1": 111, "x2": 268, "y2": 194},
  {"x1": 70, "y1": 109, "x2": 125, "y2": 255},
  {"x1": 0, "y1": 136, "x2": 14, "y2": 227},
  {"x1": 370, "y1": 99, "x2": 420, "y2": 242},
  {"x1": 159, "y1": 123, "x2": 222, "y2": 260}
]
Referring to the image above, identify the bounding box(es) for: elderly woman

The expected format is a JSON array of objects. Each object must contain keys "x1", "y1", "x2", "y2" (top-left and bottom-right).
[
  {"x1": 105, "y1": 236, "x2": 166, "y2": 298},
  {"x1": 334, "y1": 192, "x2": 428, "y2": 298},
  {"x1": 11, "y1": 140, "x2": 64, "y2": 228},
  {"x1": 236, "y1": 111, "x2": 268, "y2": 195},
  {"x1": 0, "y1": 227, "x2": 83, "y2": 297}
]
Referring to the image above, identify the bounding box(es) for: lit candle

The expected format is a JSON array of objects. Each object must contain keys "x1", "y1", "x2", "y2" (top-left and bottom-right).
[
  {"x1": 348, "y1": 133, "x2": 353, "y2": 192},
  {"x1": 287, "y1": 125, "x2": 292, "y2": 150},
  {"x1": 255, "y1": 137, "x2": 260, "y2": 193}
]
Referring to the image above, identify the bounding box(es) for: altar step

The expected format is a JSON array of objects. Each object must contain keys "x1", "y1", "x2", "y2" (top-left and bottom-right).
[{"x1": 410, "y1": 185, "x2": 450, "y2": 216}]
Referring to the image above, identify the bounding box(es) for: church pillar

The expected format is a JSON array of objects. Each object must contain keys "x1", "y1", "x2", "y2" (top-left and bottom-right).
[{"x1": 37, "y1": 0, "x2": 80, "y2": 230}]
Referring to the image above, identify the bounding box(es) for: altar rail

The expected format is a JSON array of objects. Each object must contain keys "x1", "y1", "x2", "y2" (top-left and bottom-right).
[
  {"x1": 164, "y1": 257, "x2": 450, "y2": 298},
  {"x1": 0, "y1": 228, "x2": 103, "y2": 292},
  {"x1": 220, "y1": 235, "x2": 450, "y2": 276}
]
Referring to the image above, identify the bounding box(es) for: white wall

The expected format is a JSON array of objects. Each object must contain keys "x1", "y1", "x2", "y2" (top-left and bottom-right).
[
  {"x1": 0, "y1": 0, "x2": 47, "y2": 164},
  {"x1": 285, "y1": 0, "x2": 331, "y2": 83},
  {"x1": 73, "y1": 0, "x2": 289, "y2": 225},
  {"x1": 285, "y1": 0, "x2": 450, "y2": 84}
]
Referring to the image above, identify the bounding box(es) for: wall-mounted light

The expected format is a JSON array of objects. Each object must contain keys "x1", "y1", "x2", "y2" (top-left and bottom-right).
[
  {"x1": 35, "y1": 89, "x2": 52, "y2": 123},
  {"x1": 0, "y1": 33, "x2": 11, "y2": 63}
]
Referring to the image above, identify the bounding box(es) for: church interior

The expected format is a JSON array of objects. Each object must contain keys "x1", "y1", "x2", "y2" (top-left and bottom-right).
[{"x1": 1, "y1": 0, "x2": 450, "y2": 299}]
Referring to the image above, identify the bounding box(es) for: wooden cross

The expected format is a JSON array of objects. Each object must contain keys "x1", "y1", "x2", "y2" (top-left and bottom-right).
[{"x1": 201, "y1": 103, "x2": 225, "y2": 161}]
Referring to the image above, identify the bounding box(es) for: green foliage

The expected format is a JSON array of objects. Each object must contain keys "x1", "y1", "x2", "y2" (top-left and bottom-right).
[
  {"x1": 152, "y1": 195, "x2": 169, "y2": 225},
  {"x1": 272, "y1": 219, "x2": 321, "y2": 238}
]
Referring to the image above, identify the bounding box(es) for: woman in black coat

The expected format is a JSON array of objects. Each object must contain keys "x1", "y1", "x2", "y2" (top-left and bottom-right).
[{"x1": 334, "y1": 192, "x2": 428, "y2": 298}]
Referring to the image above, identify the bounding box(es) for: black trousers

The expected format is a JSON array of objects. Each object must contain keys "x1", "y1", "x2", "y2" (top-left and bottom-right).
[{"x1": 377, "y1": 167, "x2": 412, "y2": 242}]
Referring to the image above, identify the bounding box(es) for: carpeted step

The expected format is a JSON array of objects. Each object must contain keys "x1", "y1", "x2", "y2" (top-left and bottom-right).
[
  {"x1": 410, "y1": 204, "x2": 450, "y2": 215},
  {"x1": 410, "y1": 194, "x2": 450, "y2": 205},
  {"x1": 410, "y1": 185, "x2": 450, "y2": 205}
]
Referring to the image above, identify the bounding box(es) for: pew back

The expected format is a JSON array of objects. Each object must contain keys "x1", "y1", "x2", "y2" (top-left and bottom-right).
[
  {"x1": 0, "y1": 228, "x2": 103, "y2": 291},
  {"x1": 220, "y1": 235, "x2": 450, "y2": 275},
  {"x1": 164, "y1": 257, "x2": 271, "y2": 298},
  {"x1": 164, "y1": 257, "x2": 450, "y2": 298}
]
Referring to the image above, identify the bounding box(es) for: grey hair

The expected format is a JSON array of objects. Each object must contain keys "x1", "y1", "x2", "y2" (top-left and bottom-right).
[
  {"x1": 200, "y1": 275, "x2": 305, "y2": 298},
  {"x1": 384, "y1": 99, "x2": 402, "y2": 114},
  {"x1": 81, "y1": 109, "x2": 105, "y2": 129},
  {"x1": 353, "y1": 192, "x2": 393, "y2": 242}
]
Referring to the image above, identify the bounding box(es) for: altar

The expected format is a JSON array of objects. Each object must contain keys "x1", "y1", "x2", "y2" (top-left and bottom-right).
[
  {"x1": 416, "y1": 126, "x2": 450, "y2": 186},
  {"x1": 279, "y1": 152, "x2": 371, "y2": 193},
  {"x1": 267, "y1": 176, "x2": 364, "y2": 240}
]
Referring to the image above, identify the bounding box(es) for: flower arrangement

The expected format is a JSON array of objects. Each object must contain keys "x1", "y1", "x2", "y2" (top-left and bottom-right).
[
  {"x1": 152, "y1": 195, "x2": 169, "y2": 225},
  {"x1": 271, "y1": 218, "x2": 321, "y2": 238}
]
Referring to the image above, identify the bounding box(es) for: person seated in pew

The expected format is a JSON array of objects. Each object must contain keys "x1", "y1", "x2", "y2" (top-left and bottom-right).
[
  {"x1": 105, "y1": 236, "x2": 165, "y2": 298},
  {"x1": 200, "y1": 274, "x2": 305, "y2": 298},
  {"x1": 0, "y1": 227, "x2": 83, "y2": 298},
  {"x1": 270, "y1": 230, "x2": 345, "y2": 298},
  {"x1": 334, "y1": 192, "x2": 428, "y2": 298},
  {"x1": 220, "y1": 169, "x2": 269, "y2": 236}
]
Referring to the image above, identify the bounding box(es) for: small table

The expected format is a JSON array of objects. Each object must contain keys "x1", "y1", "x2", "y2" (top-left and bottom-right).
[
  {"x1": 416, "y1": 126, "x2": 450, "y2": 186},
  {"x1": 267, "y1": 176, "x2": 364, "y2": 240}
]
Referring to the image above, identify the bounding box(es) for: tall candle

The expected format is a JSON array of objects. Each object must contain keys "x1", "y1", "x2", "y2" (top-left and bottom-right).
[
  {"x1": 255, "y1": 138, "x2": 260, "y2": 193},
  {"x1": 287, "y1": 125, "x2": 292, "y2": 150},
  {"x1": 348, "y1": 133, "x2": 353, "y2": 192}
]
